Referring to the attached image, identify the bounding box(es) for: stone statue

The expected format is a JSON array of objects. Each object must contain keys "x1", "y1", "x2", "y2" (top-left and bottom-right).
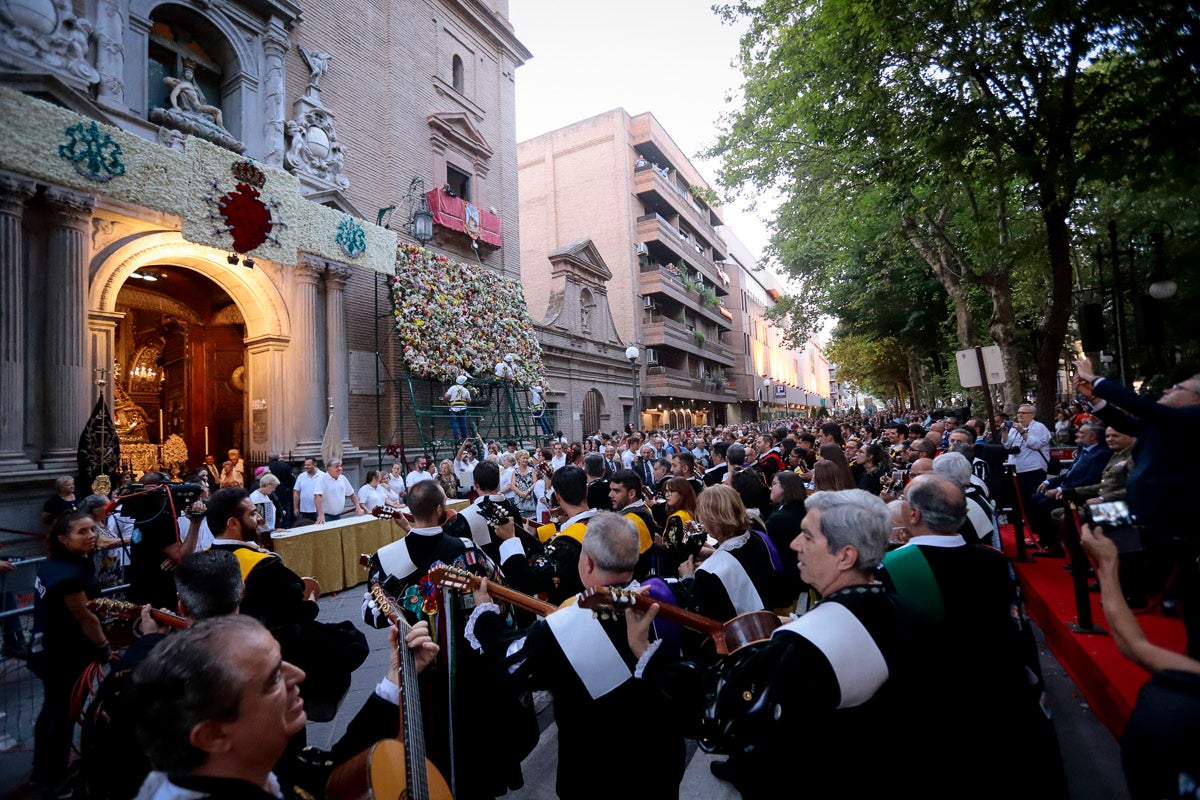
[
  {"x1": 299, "y1": 46, "x2": 331, "y2": 97},
  {"x1": 164, "y1": 66, "x2": 224, "y2": 127},
  {"x1": 149, "y1": 63, "x2": 245, "y2": 153},
  {"x1": 0, "y1": 0, "x2": 100, "y2": 85}
]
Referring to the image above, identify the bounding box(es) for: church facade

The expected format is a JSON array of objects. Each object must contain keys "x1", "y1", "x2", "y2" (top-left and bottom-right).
[{"x1": 0, "y1": 0, "x2": 531, "y2": 527}]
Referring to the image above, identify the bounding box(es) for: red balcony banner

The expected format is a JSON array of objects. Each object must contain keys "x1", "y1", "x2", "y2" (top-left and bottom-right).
[{"x1": 425, "y1": 188, "x2": 502, "y2": 247}]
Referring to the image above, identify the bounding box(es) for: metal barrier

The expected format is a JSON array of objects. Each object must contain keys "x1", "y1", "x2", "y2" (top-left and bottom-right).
[{"x1": 0, "y1": 556, "x2": 129, "y2": 751}]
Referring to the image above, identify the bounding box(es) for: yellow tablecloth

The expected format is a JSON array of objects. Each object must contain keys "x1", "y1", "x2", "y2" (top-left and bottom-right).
[{"x1": 270, "y1": 500, "x2": 470, "y2": 592}]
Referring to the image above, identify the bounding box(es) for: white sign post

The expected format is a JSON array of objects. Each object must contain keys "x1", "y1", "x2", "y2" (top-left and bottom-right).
[{"x1": 956, "y1": 345, "x2": 1005, "y2": 445}]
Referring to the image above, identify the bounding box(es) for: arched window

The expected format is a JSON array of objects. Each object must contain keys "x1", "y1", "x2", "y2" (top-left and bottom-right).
[{"x1": 451, "y1": 54, "x2": 464, "y2": 94}]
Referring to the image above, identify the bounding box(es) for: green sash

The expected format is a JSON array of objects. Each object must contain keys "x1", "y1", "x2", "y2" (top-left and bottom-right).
[{"x1": 883, "y1": 545, "x2": 946, "y2": 624}]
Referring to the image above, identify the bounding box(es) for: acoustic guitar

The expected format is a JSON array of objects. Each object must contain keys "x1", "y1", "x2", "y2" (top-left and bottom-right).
[
  {"x1": 325, "y1": 582, "x2": 452, "y2": 800},
  {"x1": 428, "y1": 564, "x2": 558, "y2": 618},
  {"x1": 86, "y1": 598, "x2": 188, "y2": 649},
  {"x1": 577, "y1": 586, "x2": 780, "y2": 657}
]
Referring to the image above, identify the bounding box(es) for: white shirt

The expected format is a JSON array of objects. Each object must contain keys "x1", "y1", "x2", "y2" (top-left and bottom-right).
[
  {"x1": 383, "y1": 474, "x2": 405, "y2": 505},
  {"x1": 249, "y1": 489, "x2": 277, "y2": 532},
  {"x1": 498, "y1": 466, "x2": 517, "y2": 500},
  {"x1": 294, "y1": 469, "x2": 326, "y2": 514},
  {"x1": 621, "y1": 448, "x2": 636, "y2": 469},
  {"x1": 454, "y1": 457, "x2": 479, "y2": 492},
  {"x1": 530, "y1": 385, "x2": 546, "y2": 407},
  {"x1": 322, "y1": 472, "x2": 356, "y2": 515},
  {"x1": 1005, "y1": 419, "x2": 1051, "y2": 474},
  {"x1": 550, "y1": 454, "x2": 567, "y2": 470},
  {"x1": 357, "y1": 483, "x2": 389, "y2": 513},
  {"x1": 446, "y1": 384, "x2": 471, "y2": 409},
  {"x1": 406, "y1": 469, "x2": 434, "y2": 489}
]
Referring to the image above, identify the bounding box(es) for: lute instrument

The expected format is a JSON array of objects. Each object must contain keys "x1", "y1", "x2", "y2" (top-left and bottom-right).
[
  {"x1": 428, "y1": 564, "x2": 558, "y2": 618},
  {"x1": 577, "y1": 586, "x2": 780, "y2": 657},
  {"x1": 325, "y1": 582, "x2": 452, "y2": 800},
  {"x1": 86, "y1": 598, "x2": 188, "y2": 649}
]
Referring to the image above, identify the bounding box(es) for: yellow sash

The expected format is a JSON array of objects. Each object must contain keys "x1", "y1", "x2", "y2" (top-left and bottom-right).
[
  {"x1": 624, "y1": 511, "x2": 653, "y2": 554},
  {"x1": 230, "y1": 547, "x2": 275, "y2": 581}
]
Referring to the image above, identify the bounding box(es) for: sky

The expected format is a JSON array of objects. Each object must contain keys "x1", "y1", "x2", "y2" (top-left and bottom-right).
[{"x1": 507, "y1": 0, "x2": 775, "y2": 264}]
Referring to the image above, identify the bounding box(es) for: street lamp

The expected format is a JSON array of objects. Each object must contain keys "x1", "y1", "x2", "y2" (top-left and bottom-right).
[
  {"x1": 626, "y1": 345, "x2": 640, "y2": 432},
  {"x1": 762, "y1": 376, "x2": 771, "y2": 423}
]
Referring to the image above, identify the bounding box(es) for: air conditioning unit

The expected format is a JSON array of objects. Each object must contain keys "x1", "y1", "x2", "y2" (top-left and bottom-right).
[
  {"x1": 646, "y1": 348, "x2": 659, "y2": 365},
  {"x1": 642, "y1": 296, "x2": 656, "y2": 309}
]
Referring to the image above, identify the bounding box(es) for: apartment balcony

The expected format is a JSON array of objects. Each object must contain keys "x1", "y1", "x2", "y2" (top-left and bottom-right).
[
  {"x1": 632, "y1": 166, "x2": 727, "y2": 261},
  {"x1": 639, "y1": 265, "x2": 733, "y2": 330},
  {"x1": 643, "y1": 315, "x2": 735, "y2": 366},
  {"x1": 643, "y1": 365, "x2": 739, "y2": 403},
  {"x1": 636, "y1": 213, "x2": 729, "y2": 295}
]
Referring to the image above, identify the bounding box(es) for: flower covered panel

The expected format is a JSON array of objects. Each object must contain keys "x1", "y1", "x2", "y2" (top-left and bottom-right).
[{"x1": 392, "y1": 244, "x2": 545, "y2": 385}]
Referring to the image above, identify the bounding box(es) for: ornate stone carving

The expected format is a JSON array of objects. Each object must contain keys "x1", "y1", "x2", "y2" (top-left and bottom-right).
[
  {"x1": 149, "y1": 64, "x2": 246, "y2": 154},
  {"x1": 0, "y1": 173, "x2": 37, "y2": 215},
  {"x1": 284, "y1": 45, "x2": 349, "y2": 189},
  {"x1": 155, "y1": 126, "x2": 187, "y2": 152},
  {"x1": 42, "y1": 186, "x2": 96, "y2": 222},
  {"x1": 0, "y1": 0, "x2": 100, "y2": 85},
  {"x1": 261, "y1": 29, "x2": 289, "y2": 167},
  {"x1": 94, "y1": 0, "x2": 125, "y2": 104},
  {"x1": 90, "y1": 217, "x2": 125, "y2": 251}
]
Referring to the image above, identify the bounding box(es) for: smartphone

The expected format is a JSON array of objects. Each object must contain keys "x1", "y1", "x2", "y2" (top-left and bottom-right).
[{"x1": 1080, "y1": 500, "x2": 1133, "y2": 528}]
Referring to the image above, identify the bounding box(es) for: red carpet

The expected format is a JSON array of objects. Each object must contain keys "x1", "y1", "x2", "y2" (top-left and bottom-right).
[{"x1": 999, "y1": 524, "x2": 1187, "y2": 737}]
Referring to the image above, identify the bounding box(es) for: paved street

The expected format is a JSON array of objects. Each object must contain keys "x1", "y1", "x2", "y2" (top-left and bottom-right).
[{"x1": 1, "y1": 584, "x2": 1131, "y2": 799}]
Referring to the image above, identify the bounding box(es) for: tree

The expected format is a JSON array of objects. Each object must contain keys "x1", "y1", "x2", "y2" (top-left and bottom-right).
[{"x1": 711, "y1": 0, "x2": 1200, "y2": 419}]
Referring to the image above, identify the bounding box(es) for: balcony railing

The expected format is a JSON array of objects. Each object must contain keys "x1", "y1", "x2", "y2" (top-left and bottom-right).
[
  {"x1": 643, "y1": 365, "x2": 738, "y2": 401},
  {"x1": 636, "y1": 213, "x2": 727, "y2": 293},
  {"x1": 638, "y1": 266, "x2": 733, "y2": 330},
  {"x1": 643, "y1": 315, "x2": 735, "y2": 365},
  {"x1": 632, "y1": 165, "x2": 727, "y2": 260}
]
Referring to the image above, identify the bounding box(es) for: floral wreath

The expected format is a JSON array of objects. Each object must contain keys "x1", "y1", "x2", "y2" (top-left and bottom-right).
[{"x1": 390, "y1": 244, "x2": 546, "y2": 385}]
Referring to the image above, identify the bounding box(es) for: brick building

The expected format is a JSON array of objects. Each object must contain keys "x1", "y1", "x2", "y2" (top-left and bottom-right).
[
  {"x1": 518, "y1": 108, "x2": 739, "y2": 432},
  {"x1": 0, "y1": 0, "x2": 531, "y2": 527}
]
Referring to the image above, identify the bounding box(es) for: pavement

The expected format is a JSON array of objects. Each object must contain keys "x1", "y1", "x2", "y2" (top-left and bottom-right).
[{"x1": 2, "y1": 584, "x2": 1131, "y2": 799}]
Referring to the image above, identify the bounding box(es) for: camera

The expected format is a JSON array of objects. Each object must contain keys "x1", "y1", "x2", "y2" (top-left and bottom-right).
[
  {"x1": 1078, "y1": 500, "x2": 1142, "y2": 554},
  {"x1": 114, "y1": 482, "x2": 204, "y2": 523}
]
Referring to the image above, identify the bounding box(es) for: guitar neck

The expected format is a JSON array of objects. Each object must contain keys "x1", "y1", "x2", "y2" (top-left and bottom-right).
[
  {"x1": 87, "y1": 598, "x2": 188, "y2": 629},
  {"x1": 368, "y1": 583, "x2": 431, "y2": 799},
  {"x1": 482, "y1": 581, "x2": 558, "y2": 618},
  {"x1": 621, "y1": 591, "x2": 724, "y2": 638}
]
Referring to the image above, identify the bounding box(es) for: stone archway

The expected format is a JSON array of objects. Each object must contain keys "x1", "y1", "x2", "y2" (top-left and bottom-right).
[
  {"x1": 581, "y1": 388, "x2": 603, "y2": 437},
  {"x1": 89, "y1": 230, "x2": 292, "y2": 461}
]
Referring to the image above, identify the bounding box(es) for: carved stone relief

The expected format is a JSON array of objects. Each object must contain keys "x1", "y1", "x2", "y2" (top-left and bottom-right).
[
  {"x1": 149, "y1": 64, "x2": 246, "y2": 153},
  {"x1": 284, "y1": 46, "x2": 349, "y2": 189},
  {"x1": 0, "y1": 0, "x2": 101, "y2": 86}
]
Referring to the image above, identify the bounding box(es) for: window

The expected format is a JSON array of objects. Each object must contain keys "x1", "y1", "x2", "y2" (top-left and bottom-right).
[
  {"x1": 446, "y1": 164, "x2": 471, "y2": 201},
  {"x1": 451, "y1": 54, "x2": 464, "y2": 94}
]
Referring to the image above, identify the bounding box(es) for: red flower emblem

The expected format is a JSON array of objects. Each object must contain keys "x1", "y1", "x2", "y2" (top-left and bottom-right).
[{"x1": 219, "y1": 183, "x2": 273, "y2": 253}]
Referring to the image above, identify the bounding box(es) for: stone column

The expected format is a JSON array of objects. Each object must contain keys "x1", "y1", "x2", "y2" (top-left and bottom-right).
[
  {"x1": 41, "y1": 188, "x2": 95, "y2": 465},
  {"x1": 92, "y1": 0, "x2": 126, "y2": 108},
  {"x1": 293, "y1": 256, "x2": 325, "y2": 449},
  {"x1": 262, "y1": 24, "x2": 290, "y2": 168},
  {"x1": 88, "y1": 310, "x2": 125, "y2": 420},
  {"x1": 324, "y1": 264, "x2": 352, "y2": 446},
  {"x1": 0, "y1": 174, "x2": 36, "y2": 469},
  {"x1": 245, "y1": 334, "x2": 291, "y2": 459}
]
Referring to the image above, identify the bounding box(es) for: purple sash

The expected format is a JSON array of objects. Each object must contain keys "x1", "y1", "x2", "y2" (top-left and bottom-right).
[
  {"x1": 638, "y1": 577, "x2": 683, "y2": 657},
  {"x1": 753, "y1": 529, "x2": 785, "y2": 573}
]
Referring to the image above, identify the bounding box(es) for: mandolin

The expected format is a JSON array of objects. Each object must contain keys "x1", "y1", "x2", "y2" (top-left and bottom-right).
[
  {"x1": 87, "y1": 598, "x2": 188, "y2": 649},
  {"x1": 577, "y1": 586, "x2": 780, "y2": 657},
  {"x1": 325, "y1": 583, "x2": 452, "y2": 800},
  {"x1": 428, "y1": 564, "x2": 558, "y2": 618}
]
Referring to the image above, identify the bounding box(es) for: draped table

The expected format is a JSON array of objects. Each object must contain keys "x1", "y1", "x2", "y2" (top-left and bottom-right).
[{"x1": 269, "y1": 500, "x2": 469, "y2": 592}]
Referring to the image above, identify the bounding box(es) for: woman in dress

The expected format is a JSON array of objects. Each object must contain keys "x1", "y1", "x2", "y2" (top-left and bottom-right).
[
  {"x1": 29, "y1": 512, "x2": 107, "y2": 792},
  {"x1": 855, "y1": 442, "x2": 891, "y2": 496},
  {"x1": 40, "y1": 475, "x2": 79, "y2": 526},
  {"x1": 497, "y1": 453, "x2": 517, "y2": 503},
  {"x1": 511, "y1": 449, "x2": 537, "y2": 518},
  {"x1": 435, "y1": 460, "x2": 460, "y2": 500}
]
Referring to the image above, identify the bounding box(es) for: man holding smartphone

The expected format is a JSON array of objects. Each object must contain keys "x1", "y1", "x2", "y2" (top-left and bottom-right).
[{"x1": 1005, "y1": 404, "x2": 1052, "y2": 541}]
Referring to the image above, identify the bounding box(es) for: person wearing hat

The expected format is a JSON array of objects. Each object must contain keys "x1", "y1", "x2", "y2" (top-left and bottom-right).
[
  {"x1": 495, "y1": 353, "x2": 516, "y2": 381},
  {"x1": 444, "y1": 374, "x2": 472, "y2": 441}
]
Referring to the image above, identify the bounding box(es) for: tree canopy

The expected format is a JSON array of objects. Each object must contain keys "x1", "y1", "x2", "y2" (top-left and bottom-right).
[{"x1": 710, "y1": 0, "x2": 1200, "y2": 416}]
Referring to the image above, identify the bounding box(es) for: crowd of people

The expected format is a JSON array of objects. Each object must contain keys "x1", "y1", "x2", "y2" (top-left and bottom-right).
[{"x1": 17, "y1": 368, "x2": 1200, "y2": 799}]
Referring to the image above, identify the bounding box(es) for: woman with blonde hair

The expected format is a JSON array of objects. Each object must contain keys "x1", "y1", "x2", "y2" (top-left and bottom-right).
[
  {"x1": 435, "y1": 459, "x2": 460, "y2": 499},
  {"x1": 676, "y1": 485, "x2": 777, "y2": 627}
]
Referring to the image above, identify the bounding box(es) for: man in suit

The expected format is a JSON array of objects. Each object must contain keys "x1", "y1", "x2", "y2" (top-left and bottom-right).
[
  {"x1": 1026, "y1": 422, "x2": 1111, "y2": 554},
  {"x1": 1076, "y1": 359, "x2": 1200, "y2": 655}
]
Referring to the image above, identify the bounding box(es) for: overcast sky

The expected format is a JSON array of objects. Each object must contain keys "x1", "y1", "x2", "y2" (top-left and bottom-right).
[{"x1": 508, "y1": 0, "x2": 774, "y2": 263}]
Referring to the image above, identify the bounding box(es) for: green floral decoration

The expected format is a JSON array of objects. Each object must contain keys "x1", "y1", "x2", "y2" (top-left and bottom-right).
[
  {"x1": 58, "y1": 121, "x2": 126, "y2": 182},
  {"x1": 336, "y1": 216, "x2": 366, "y2": 258},
  {"x1": 390, "y1": 244, "x2": 546, "y2": 385}
]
